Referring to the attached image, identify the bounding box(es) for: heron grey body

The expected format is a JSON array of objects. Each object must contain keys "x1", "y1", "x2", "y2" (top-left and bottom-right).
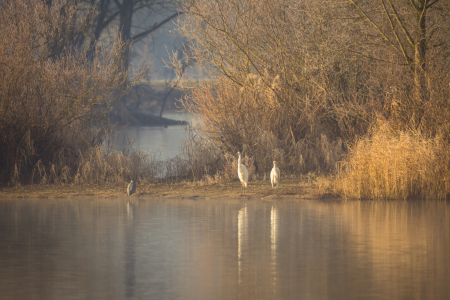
[{"x1": 127, "y1": 180, "x2": 136, "y2": 196}]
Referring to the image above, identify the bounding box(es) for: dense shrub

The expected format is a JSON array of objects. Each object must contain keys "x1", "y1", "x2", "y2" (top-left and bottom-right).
[{"x1": 0, "y1": 0, "x2": 137, "y2": 185}]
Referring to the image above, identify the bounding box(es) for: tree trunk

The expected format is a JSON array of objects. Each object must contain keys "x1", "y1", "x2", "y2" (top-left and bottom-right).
[
  {"x1": 114, "y1": 0, "x2": 134, "y2": 122},
  {"x1": 92, "y1": 0, "x2": 111, "y2": 43},
  {"x1": 414, "y1": 0, "x2": 427, "y2": 105},
  {"x1": 119, "y1": 0, "x2": 133, "y2": 73}
]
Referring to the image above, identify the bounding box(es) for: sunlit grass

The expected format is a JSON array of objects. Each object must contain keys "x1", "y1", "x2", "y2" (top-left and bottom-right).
[{"x1": 335, "y1": 121, "x2": 450, "y2": 200}]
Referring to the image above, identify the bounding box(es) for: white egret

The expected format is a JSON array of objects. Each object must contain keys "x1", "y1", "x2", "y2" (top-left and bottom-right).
[
  {"x1": 127, "y1": 180, "x2": 136, "y2": 196},
  {"x1": 270, "y1": 161, "x2": 280, "y2": 189},
  {"x1": 237, "y1": 151, "x2": 248, "y2": 195}
]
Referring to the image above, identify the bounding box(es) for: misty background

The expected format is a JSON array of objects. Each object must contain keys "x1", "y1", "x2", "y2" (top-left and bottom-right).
[{"x1": 75, "y1": 0, "x2": 191, "y2": 124}]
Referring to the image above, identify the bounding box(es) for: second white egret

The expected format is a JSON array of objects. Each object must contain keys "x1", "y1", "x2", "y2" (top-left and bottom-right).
[
  {"x1": 237, "y1": 151, "x2": 248, "y2": 195},
  {"x1": 270, "y1": 161, "x2": 280, "y2": 189}
]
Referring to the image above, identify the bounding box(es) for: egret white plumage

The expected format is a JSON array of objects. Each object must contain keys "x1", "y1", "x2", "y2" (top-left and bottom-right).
[
  {"x1": 127, "y1": 180, "x2": 136, "y2": 196},
  {"x1": 237, "y1": 151, "x2": 248, "y2": 195},
  {"x1": 270, "y1": 161, "x2": 280, "y2": 189}
]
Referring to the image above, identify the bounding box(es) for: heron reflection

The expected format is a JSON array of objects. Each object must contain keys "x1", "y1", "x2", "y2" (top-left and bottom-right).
[{"x1": 127, "y1": 200, "x2": 133, "y2": 220}]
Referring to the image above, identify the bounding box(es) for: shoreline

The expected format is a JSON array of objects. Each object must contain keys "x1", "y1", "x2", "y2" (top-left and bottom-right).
[
  {"x1": 0, "y1": 178, "x2": 334, "y2": 200},
  {"x1": 111, "y1": 111, "x2": 189, "y2": 127}
]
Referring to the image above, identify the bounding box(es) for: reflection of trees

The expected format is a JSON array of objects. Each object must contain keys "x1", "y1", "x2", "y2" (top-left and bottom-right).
[
  {"x1": 277, "y1": 200, "x2": 450, "y2": 300},
  {"x1": 232, "y1": 200, "x2": 450, "y2": 300},
  {"x1": 0, "y1": 199, "x2": 449, "y2": 299},
  {"x1": 0, "y1": 199, "x2": 129, "y2": 298},
  {"x1": 335, "y1": 200, "x2": 450, "y2": 299}
]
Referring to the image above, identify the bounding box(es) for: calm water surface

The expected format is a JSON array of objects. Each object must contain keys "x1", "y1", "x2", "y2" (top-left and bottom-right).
[
  {"x1": 114, "y1": 112, "x2": 192, "y2": 160},
  {"x1": 0, "y1": 198, "x2": 449, "y2": 300}
]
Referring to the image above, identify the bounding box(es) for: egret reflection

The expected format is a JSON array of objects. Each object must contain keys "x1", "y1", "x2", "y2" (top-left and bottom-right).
[
  {"x1": 270, "y1": 205, "x2": 279, "y2": 294},
  {"x1": 238, "y1": 205, "x2": 248, "y2": 285}
]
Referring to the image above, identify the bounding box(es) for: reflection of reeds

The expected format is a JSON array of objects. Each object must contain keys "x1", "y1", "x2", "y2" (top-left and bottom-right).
[{"x1": 336, "y1": 121, "x2": 450, "y2": 200}]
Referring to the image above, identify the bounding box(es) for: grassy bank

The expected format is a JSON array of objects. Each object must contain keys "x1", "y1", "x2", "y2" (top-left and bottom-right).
[{"x1": 0, "y1": 176, "x2": 331, "y2": 200}]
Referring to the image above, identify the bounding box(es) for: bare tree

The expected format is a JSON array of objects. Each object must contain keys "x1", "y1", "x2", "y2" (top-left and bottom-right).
[
  {"x1": 77, "y1": 0, "x2": 181, "y2": 72},
  {"x1": 346, "y1": 0, "x2": 450, "y2": 129},
  {"x1": 73, "y1": 0, "x2": 184, "y2": 120}
]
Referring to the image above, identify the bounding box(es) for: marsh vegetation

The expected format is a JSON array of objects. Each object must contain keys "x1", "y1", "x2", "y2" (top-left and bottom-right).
[
  {"x1": 170, "y1": 0, "x2": 450, "y2": 200},
  {"x1": 2, "y1": 0, "x2": 450, "y2": 200}
]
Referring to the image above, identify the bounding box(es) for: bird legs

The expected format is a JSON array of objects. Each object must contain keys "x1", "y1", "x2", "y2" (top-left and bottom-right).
[{"x1": 241, "y1": 184, "x2": 246, "y2": 195}]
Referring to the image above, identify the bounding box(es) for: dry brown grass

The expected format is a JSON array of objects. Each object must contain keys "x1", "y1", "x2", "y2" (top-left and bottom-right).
[
  {"x1": 71, "y1": 146, "x2": 190, "y2": 185},
  {"x1": 179, "y1": 78, "x2": 347, "y2": 177},
  {"x1": 26, "y1": 140, "x2": 193, "y2": 186},
  {"x1": 172, "y1": 0, "x2": 376, "y2": 177},
  {"x1": 335, "y1": 120, "x2": 450, "y2": 200},
  {"x1": 181, "y1": 123, "x2": 256, "y2": 182}
]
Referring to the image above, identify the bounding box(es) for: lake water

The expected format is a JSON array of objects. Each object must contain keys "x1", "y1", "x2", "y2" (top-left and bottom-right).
[
  {"x1": 113, "y1": 112, "x2": 192, "y2": 160},
  {"x1": 0, "y1": 198, "x2": 449, "y2": 300}
]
